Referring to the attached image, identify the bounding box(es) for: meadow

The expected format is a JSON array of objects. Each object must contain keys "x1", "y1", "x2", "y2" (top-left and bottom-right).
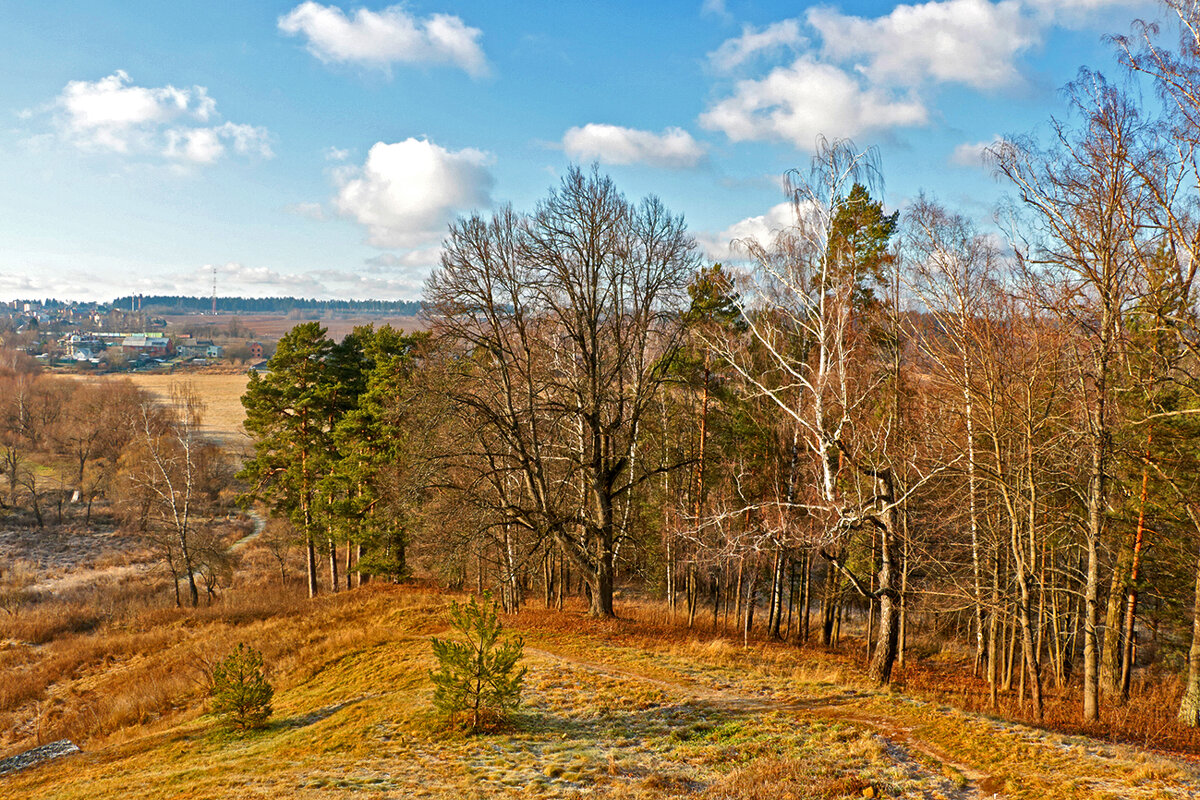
[
  {"x1": 2, "y1": 564, "x2": 1198, "y2": 800},
  {"x1": 76, "y1": 371, "x2": 251, "y2": 451}
]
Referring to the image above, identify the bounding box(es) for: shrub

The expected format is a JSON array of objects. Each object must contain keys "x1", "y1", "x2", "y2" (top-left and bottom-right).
[
  {"x1": 210, "y1": 642, "x2": 273, "y2": 730},
  {"x1": 429, "y1": 593, "x2": 525, "y2": 732}
]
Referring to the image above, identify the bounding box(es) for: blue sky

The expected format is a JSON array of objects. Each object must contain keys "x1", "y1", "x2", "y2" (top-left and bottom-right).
[{"x1": 0, "y1": 0, "x2": 1159, "y2": 301}]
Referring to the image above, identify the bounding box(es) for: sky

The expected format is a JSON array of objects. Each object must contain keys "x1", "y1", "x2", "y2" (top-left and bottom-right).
[{"x1": 0, "y1": 0, "x2": 1163, "y2": 302}]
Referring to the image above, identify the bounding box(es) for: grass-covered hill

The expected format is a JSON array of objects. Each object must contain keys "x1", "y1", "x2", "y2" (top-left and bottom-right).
[{"x1": 3, "y1": 582, "x2": 1198, "y2": 800}]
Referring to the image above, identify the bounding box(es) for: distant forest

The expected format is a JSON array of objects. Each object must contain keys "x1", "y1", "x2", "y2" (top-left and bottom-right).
[{"x1": 109, "y1": 296, "x2": 422, "y2": 315}]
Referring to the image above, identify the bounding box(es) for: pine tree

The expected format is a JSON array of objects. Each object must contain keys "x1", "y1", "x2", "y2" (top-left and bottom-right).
[
  {"x1": 429, "y1": 593, "x2": 525, "y2": 732},
  {"x1": 210, "y1": 643, "x2": 273, "y2": 731}
]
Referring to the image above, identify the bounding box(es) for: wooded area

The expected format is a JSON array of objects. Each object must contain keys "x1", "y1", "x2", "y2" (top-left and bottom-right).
[{"x1": 228, "y1": 3, "x2": 1200, "y2": 737}]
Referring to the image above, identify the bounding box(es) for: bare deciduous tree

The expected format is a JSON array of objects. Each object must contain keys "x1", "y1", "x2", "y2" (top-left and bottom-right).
[{"x1": 426, "y1": 166, "x2": 697, "y2": 617}]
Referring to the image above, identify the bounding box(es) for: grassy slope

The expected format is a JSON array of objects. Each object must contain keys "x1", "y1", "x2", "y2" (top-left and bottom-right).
[{"x1": 4, "y1": 586, "x2": 1198, "y2": 800}]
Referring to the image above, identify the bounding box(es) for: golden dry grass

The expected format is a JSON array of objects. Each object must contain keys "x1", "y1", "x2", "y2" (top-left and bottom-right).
[
  {"x1": 75, "y1": 372, "x2": 251, "y2": 449},
  {"x1": 3, "y1": 579, "x2": 1199, "y2": 800}
]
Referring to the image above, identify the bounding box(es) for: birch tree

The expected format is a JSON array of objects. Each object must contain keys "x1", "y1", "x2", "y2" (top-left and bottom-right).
[
  {"x1": 712, "y1": 139, "x2": 907, "y2": 684},
  {"x1": 990, "y1": 71, "x2": 1153, "y2": 721}
]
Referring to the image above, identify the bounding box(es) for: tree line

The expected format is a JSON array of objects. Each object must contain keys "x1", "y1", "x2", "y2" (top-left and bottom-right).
[
  {"x1": 235, "y1": 2, "x2": 1200, "y2": 730},
  {"x1": 111, "y1": 296, "x2": 422, "y2": 315}
]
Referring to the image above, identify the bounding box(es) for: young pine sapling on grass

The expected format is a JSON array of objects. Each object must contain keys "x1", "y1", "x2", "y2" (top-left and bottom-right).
[{"x1": 429, "y1": 593, "x2": 525, "y2": 732}]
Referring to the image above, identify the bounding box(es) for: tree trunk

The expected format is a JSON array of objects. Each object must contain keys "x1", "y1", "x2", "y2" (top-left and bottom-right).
[
  {"x1": 1100, "y1": 536, "x2": 1131, "y2": 699},
  {"x1": 1178, "y1": 536, "x2": 1200, "y2": 727},
  {"x1": 1121, "y1": 435, "x2": 1152, "y2": 699},
  {"x1": 306, "y1": 535, "x2": 318, "y2": 598},
  {"x1": 768, "y1": 545, "x2": 786, "y2": 640},
  {"x1": 588, "y1": 531, "x2": 616, "y2": 618},
  {"x1": 743, "y1": 567, "x2": 759, "y2": 647},
  {"x1": 867, "y1": 473, "x2": 900, "y2": 685},
  {"x1": 328, "y1": 535, "x2": 339, "y2": 593}
]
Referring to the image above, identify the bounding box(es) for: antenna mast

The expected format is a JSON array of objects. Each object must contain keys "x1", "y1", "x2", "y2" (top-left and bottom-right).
[{"x1": 211, "y1": 266, "x2": 217, "y2": 316}]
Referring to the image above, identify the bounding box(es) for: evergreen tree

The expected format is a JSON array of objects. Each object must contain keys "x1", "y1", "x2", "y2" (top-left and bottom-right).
[
  {"x1": 238, "y1": 323, "x2": 338, "y2": 597},
  {"x1": 430, "y1": 593, "x2": 525, "y2": 732},
  {"x1": 210, "y1": 643, "x2": 273, "y2": 731}
]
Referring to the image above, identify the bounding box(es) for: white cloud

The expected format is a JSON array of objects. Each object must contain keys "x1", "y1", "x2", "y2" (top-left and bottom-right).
[
  {"x1": 561, "y1": 124, "x2": 705, "y2": 168},
  {"x1": 808, "y1": 0, "x2": 1037, "y2": 90},
  {"x1": 701, "y1": 0, "x2": 732, "y2": 20},
  {"x1": 700, "y1": 58, "x2": 927, "y2": 149},
  {"x1": 709, "y1": 20, "x2": 804, "y2": 72},
  {"x1": 193, "y1": 262, "x2": 426, "y2": 299},
  {"x1": 950, "y1": 135, "x2": 1004, "y2": 167},
  {"x1": 278, "y1": 2, "x2": 488, "y2": 77},
  {"x1": 55, "y1": 70, "x2": 213, "y2": 153},
  {"x1": 325, "y1": 146, "x2": 350, "y2": 161},
  {"x1": 164, "y1": 122, "x2": 272, "y2": 164},
  {"x1": 697, "y1": 201, "x2": 796, "y2": 261},
  {"x1": 33, "y1": 71, "x2": 270, "y2": 166},
  {"x1": 364, "y1": 247, "x2": 443, "y2": 272},
  {"x1": 165, "y1": 127, "x2": 223, "y2": 164},
  {"x1": 1023, "y1": 0, "x2": 1149, "y2": 23},
  {"x1": 334, "y1": 138, "x2": 494, "y2": 248}
]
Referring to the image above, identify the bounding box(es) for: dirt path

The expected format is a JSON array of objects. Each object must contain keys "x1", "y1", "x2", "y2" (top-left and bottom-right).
[{"x1": 525, "y1": 645, "x2": 1200, "y2": 800}]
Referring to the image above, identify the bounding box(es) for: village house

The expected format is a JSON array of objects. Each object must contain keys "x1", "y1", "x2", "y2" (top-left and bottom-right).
[{"x1": 121, "y1": 334, "x2": 173, "y2": 358}]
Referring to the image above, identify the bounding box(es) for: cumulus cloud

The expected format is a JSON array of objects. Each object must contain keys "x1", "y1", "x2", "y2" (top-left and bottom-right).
[
  {"x1": 700, "y1": 58, "x2": 927, "y2": 149},
  {"x1": 364, "y1": 247, "x2": 443, "y2": 272},
  {"x1": 32, "y1": 70, "x2": 270, "y2": 166},
  {"x1": 1023, "y1": 0, "x2": 1148, "y2": 22},
  {"x1": 334, "y1": 138, "x2": 494, "y2": 248},
  {"x1": 709, "y1": 20, "x2": 805, "y2": 72},
  {"x1": 147, "y1": 261, "x2": 426, "y2": 300},
  {"x1": 561, "y1": 124, "x2": 705, "y2": 168},
  {"x1": 278, "y1": 2, "x2": 488, "y2": 77},
  {"x1": 696, "y1": 202, "x2": 797, "y2": 261},
  {"x1": 808, "y1": 0, "x2": 1037, "y2": 89},
  {"x1": 950, "y1": 135, "x2": 1004, "y2": 167}
]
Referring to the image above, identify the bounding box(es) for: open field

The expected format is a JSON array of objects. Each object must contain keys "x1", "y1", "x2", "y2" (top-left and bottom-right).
[
  {"x1": 162, "y1": 314, "x2": 426, "y2": 342},
  {"x1": 71, "y1": 372, "x2": 251, "y2": 451},
  {"x1": 3, "y1": 580, "x2": 1199, "y2": 799}
]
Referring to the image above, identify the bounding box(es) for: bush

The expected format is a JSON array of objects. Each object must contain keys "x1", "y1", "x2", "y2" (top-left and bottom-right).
[
  {"x1": 210, "y1": 642, "x2": 273, "y2": 730},
  {"x1": 430, "y1": 593, "x2": 525, "y2": 731}
]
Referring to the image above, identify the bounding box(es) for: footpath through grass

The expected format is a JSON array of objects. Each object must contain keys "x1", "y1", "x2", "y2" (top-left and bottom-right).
[{"x1": 4, "y1": 585, "x2": 1199, "y2": 800}]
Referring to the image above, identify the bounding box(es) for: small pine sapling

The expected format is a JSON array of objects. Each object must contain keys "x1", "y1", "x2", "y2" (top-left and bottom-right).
[
  {"x1": 429, "y1": 593, "x2": 526, "y2": 732},
  {"x1": 210, "y1": 642, "x2": 274, "y2": 731}
]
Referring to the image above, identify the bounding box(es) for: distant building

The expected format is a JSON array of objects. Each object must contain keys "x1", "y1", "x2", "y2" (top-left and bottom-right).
[
  {"x1": 207, "y1": 344, "x2": 224, "y2": 359},
  {"x1": 177, "y1": 338, "x2": 215, "y2": 359},
  {"x1": 64, "y1": 334, "x2": 107, "y2": 361},
  {"x1": 122, "y1": 334, "x2": 172, "y2": 358},
  {"x1": 248, "y1": 341, "x2": 264, "y2": 360}
]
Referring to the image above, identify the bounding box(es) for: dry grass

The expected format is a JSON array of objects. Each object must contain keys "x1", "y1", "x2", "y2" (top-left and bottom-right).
[
  {"x1": 2, "y1": 577, "x2": 1197, "y2": 799},
  {"x1": 74, "y1": 372, "x2": 251, "y2": 448}
]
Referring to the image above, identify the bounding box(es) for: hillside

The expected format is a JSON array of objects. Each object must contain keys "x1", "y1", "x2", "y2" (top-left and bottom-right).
[{"x1": 3, "y1": 583, "x2": 1198, "y2": 800}]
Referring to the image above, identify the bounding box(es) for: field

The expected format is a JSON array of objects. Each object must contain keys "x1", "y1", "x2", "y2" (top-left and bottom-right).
[
  {"x1": 3, "y1": 577, "x2": 1199, "y2": 800},
  {"x1": 75, "y1": 371, "x2": 251, "y2": 451}
]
